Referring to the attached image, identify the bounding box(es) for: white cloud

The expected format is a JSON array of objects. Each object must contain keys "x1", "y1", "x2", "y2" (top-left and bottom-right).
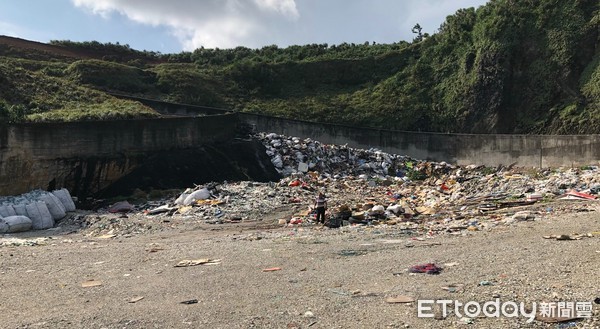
[
  {"x1": 70, "y1": 0, "x2": 488, "y2": 51},
  {"x1": 254, "y1": 0, "x2": 299, "y2": 18},
  {"x1": 71, "y1": 0, "x2": 299, "y2": 50}
]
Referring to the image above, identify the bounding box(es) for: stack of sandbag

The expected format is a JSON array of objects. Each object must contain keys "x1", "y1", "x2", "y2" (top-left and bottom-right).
[{"x1": 0, "y1": 188, "x2": 77, "y2": 232}]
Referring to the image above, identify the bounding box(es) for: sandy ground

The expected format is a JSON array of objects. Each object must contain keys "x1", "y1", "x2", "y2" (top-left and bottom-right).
[{"x1": 1, "y1": 204, "x2": 599, "y2": 329}]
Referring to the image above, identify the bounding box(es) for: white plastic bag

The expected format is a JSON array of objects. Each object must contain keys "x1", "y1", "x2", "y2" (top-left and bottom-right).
[
  {"x1": 386, "y1": 204, "x2": 404, "y2": 214},
  {"x1": 183, "y1": 188, "x2": 210, "y2": 205},
  {"x1": 175, "y1": 193, "x2": 190, "y2": 206}
]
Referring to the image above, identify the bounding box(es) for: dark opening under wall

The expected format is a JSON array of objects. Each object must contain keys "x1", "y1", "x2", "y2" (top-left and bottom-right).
[{"x1": 97, "y1": 139, "x2": 280, "y2": 198}]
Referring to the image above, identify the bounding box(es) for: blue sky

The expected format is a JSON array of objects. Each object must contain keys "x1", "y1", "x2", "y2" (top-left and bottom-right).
[{"x1": 0, "y1": 0, "x2": 489, "y2": 54}]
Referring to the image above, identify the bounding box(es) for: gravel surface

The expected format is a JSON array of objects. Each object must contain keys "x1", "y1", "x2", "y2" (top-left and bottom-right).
[{"x1": 1, "y1": 202, "x2": 599, "y2": 329}]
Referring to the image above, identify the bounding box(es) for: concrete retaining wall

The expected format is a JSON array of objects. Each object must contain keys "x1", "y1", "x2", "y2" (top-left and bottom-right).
[
  {"x1": 240, "y1": 113, "x2": 600, "y2": 168},
  {"x1": 0, "y1": 114, "x2": 238, "y2": 197}
]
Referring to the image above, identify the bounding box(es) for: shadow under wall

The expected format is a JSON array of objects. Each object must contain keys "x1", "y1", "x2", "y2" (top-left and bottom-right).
[{"x1": 97, "y1": 139, "x2": 280, "y2": 198}]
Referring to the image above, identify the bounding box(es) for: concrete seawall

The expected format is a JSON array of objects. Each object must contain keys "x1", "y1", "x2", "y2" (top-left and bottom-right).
[
  {"x1": 240, "y1": 114, "x2": 600, "y2": 168},
  {"x1": 0, "y1": 114, "x2": 239, "y2": 197}
]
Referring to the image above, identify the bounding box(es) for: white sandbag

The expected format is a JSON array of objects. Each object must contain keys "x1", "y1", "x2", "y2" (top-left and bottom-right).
[
  {"x1": 52, "y1": 188, "x2": 76, "y2": 212},
  {"x1": 26, "y1": 202, "x2": 54, "y2": 230},
  {"x1": 0, "y1": 216, "x2": 32, "y2": 233},
  {"x1": 12, "y1": 203, "x2": 28, "y2": 216},
  {"x1": 40, "y1": 194, "x2": 66, "y2": 220},
  {"x1": 0, "y1": 205, "x2": 16, "y2": 217},
  {"x1": 386, "y1": 204, "x2": 404, "y2": 214},
  {"x1": 49, "y1": 192, "x2": 66, "y2": 213},
  {"x1": 369, "y1": 205, "x2": 385, "y2": 214},
  {"x1": 183, "y1": 188, "x2": 210, "y2": 205},
  {"x1": 175, "y1": 193, "x2": 189, "y2": 206}
]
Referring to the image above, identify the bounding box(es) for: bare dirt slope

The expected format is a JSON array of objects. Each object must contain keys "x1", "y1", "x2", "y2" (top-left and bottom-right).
[
  {"x1": 0, "y1": 35, "x2": 89, "y2": 59},
  {"x1": 1, "y1": 209, "x2": 599, "y2": 329}
]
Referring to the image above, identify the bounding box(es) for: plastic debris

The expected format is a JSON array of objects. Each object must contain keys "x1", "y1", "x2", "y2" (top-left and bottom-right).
[
  {"x1": 128, "y1": 296, "x2": 145, "y2": 303},
  {"x1": 81, "y1": 280, "x2": 103, "y2": 288},
  {"x1": 180, "y1": 299, "x2": 198, "y2": 305},
  {"x1": 408, "y1": 263, "x2": 442, "y2": 274},
  {"x1": 108, "y1": 201, "x2": 134, "y2": 213},
  {"x1": 262, "y1": 267, "x2": 282, "y2": 272},
  {"x1": 175, "y1": 259, "x2": 221, "y2": 267}
]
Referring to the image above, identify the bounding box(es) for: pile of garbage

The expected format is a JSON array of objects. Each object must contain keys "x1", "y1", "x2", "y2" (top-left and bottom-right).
[
  {"x1": 163, "y1": 135, "x2": 598, "y2": 225},
  {"x1": 258, "y1": 132, "x2": 426, "y2": 178},
  {"x1": 78, "y1": 133, "x2": 600, "y2": 237},
  {"x1": 0, "y1": 188, "x2": 76, "y2": 233}
]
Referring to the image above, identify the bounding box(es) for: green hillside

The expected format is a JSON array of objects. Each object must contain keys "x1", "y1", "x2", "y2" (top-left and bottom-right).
[{"x1": 0, "y1": 0, "x2": 598, "y2": 133}]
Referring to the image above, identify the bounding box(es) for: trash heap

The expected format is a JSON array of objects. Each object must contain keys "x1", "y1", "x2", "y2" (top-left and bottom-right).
[
  {"x1": 85, "y1": 133, "x2": 600, "y2": 237},
  {"x1": 140, "y1": 181, "x2": 316, "y2": 224},
  {"x1": 259, "y1": 132, "x2": 426, "y2": 178},
  {"x1": 0, "y1": 188, "x2": 76, "y2": 233}
]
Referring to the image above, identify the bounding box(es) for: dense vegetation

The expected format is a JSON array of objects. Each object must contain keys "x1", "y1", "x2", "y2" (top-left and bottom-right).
[
  {"x1": 0, "y1": 59, "x2": 159, "y2": 122},
  {"x1": 0, "y1": 0, "x2": 598, "y2": 133}
]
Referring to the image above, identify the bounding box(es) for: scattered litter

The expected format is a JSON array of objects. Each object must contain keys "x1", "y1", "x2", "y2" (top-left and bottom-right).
[
  {"x1": 81, "y1": 280, "x2": 103, "y2": 288},
  {"x1": 0, "y1": 237, "x2": 52, "y2": 247},
  {"x1": 560, "y1": 190, "x2": 597, "y2": 200},
  {"x1": 543, "y1": 233, "x2": 592, "y2": 240},
  {"x1": 441, "y1": 284, "x2": 464, "y2": 293},
  {"x1": 262, "y1": 267, "x2": 282, "y2": 272},
  {"x1": 460, "y1": 317, "x2": 474, "y2": 324},
  {"x1": 174, "y1": 259, "x2": 221, "y2": 267},
  {"x1": 180, "y1": 299, "x2": 198, "y2": 305},
  {"x1": 478, "y1": 281, "x2": 494, "y2": 286},
  {"x1": 108, "y1": 201, "x2": 134, "y2": 213},
  {"x1": 97, "y1": 234, "x2": 116, "y2": 239},
  {"x1": 408, "y1": 263, "x2": 442, "y2": 275},
  {"x1": 128, "y1": 296, "x2": 144, "y2": 303}
]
